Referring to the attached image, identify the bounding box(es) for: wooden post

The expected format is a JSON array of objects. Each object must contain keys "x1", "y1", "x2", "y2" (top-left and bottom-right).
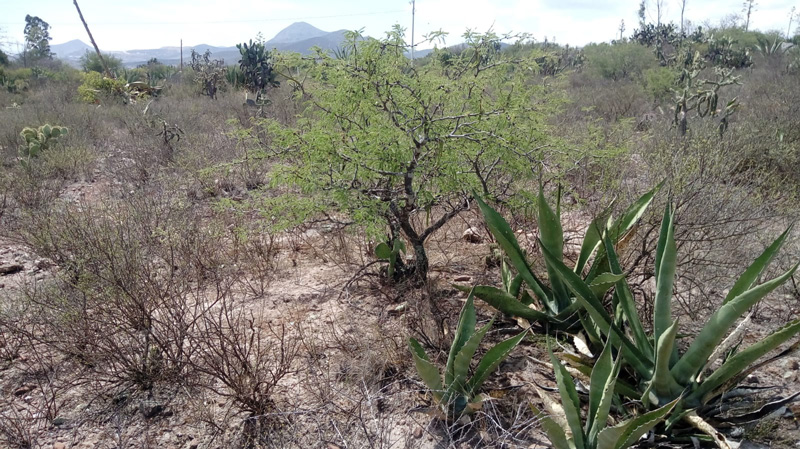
[
  {"x1": 180, "y1": 39, "x2": 183, "y2": 72},
  {"x1": 72, "y1": 0, "x2": 114, "y2": 79}
]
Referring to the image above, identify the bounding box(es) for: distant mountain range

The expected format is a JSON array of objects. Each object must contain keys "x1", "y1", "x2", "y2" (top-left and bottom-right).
[{"x1": 51, "y1": 22, "x2": 352, "y2": 67}]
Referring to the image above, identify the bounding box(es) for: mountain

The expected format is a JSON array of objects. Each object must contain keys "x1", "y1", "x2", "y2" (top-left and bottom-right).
[
  {"x1": 51, "y1": 22, "x2": 355, "y2": 68},
  {"x1": 267, "y1": 22, "x2": 329, "y2": 45}
]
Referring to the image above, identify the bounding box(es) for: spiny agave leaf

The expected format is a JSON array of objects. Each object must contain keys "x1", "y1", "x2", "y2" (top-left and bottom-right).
[
  {"x1": 509, "y1": 273, "x2": 524, "y2": 298},
  {"x1": 596, "y1": 398, "x2": 678, "y2": 449},
  {"x1": 652, "y1": 320, "x2": 684, "y2": 401},
  {"x1": 452, "y1": 319, "x2": 494, "y2": 392},
  {"x1": 538, "y1": 188, "x2": 570, "y2": 307},
  {"x1": 589, "y1": 272, "x2": 625, "y2": 299},
  {"x1": 689, "y1": 318, "x2": 800, "y2": 405},
  {"x1": 602, "y1": 233, "x2": 651, "y2": 361},
  {"x1": 463, "y1": 285, "x2": 551, "y2": 323},
  {"x1": 446, "y1": 292, "x2": 477, "y2": 386},
  {"x1": 466, "y1": 329, "x2": 526, "y2": 398},
  {"x1": 587, "y1": 341, "x2": 621, "y2": 445},
  {"x1": 540, "y1": 242, "x2": 653, "y2": 377},
  {"x1": 549, "y1": 344, "x2": 586, "y2": 449},
  {"x1": 672, "y1": 262, "x2": 799, "y2": 386},
  {"x1": 653, "y1": 204, "x2": 677, "y2": 348},
  {"x1": 716, "y1": 391, "x2": 800, "y2": 425},
  {"x1": 724, "y1": 226, "x2": 793, "y2": 305},
  {"x1": 374, "y1": 242, "x2": 392, "y2": 260},
  {"x1": 608, "y1": 181, "x2": 662, "y2": 243},
  {"x1": 531, "y1": 405, "x2": 573, "y2": 449},
  {"x1": 409, "y1": 338, "x2": 444, "y2": 401},
  {"x1": 575, "y1": 208, "x2": 612, "y2": 275},
  {"x1": 701, "y1": 312, "x2": 752, "y2": 379},
  {"x1": 474, "y1": 194, "x2": 550, "y2": 306}
]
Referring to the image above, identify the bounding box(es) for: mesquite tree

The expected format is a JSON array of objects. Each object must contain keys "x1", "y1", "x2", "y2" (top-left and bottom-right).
[{"x1": 263, "y1": 27, "x2": 558, "y2": 282}]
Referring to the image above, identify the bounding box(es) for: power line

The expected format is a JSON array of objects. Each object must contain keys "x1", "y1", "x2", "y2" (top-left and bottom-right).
[{"x1": 0, "y1": 9, "x2": 406, "y2": 26}]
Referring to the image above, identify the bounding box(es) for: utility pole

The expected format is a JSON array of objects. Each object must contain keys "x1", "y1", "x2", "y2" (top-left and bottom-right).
[{"x1": 410, "y1": 0, "x2": 415, "y2": 63}]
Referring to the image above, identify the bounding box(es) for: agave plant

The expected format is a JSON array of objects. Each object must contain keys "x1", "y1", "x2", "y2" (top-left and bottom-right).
[
  {"x1": 462, "y1": 184, "x2": 659, "y2": 338},
  {"x1": 534, "y1": 340, "x2": 677, "y2": 449},
  {"x1": 408, "y1": 290, "x2": 527, "y2": 419},
  {"x1": 544, "y1": 203, "x2": 800, "y2": 446}
]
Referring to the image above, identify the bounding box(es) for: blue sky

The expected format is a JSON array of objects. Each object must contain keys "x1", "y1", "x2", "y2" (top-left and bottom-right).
[{"x1": 1, "y1": 0, "x2": 797, "y2": 52}]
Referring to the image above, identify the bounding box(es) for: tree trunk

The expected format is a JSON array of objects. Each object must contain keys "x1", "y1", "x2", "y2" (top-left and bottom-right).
[{"x1": 410, "y1": 240, "x2": 429, "y2": 283}]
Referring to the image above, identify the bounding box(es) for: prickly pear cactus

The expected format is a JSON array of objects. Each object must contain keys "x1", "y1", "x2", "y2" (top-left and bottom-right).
[{"x1": 19, "y1": 124, "x2": 68, "y2": 161}]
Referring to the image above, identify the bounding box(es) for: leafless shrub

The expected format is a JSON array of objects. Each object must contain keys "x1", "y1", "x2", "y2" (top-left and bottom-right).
[
  {"x1": 0, "y1": 406, "x2": 45, "y2": 449},
  {"x1": 191, "y1": 301, "x2": 300, "y2": 448}
]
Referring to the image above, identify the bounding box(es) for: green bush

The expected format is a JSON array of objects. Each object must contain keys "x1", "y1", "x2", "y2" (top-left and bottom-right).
[
  {"x1": 643, "y1": 67, "x2": 677, "y2": 102},
  {"x1": 583, "y1": 42, "x2": 658, "y2": 81},
  {"x1": 77, "y1": 71, "x2": 124, "y2": 103}
]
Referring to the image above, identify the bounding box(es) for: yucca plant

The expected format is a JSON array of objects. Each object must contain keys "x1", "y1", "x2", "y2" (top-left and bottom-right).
[
  {"x1": 543, "y1": 203, "x2": 800, "y2": 445},
  {"x1": 462, "y1": 184, "x2": 659, "y2": 337},
  {"x1": 408, "y1": 290, "x2": 527, "y2": 419},
  {"x1": 534, "y1": 340, "x2": 677, "y2": 449}
]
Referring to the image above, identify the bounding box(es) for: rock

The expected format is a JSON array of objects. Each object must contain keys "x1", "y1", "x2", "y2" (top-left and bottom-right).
[
  {"x1": 54, "y1": 443, "x2": 66, "y2": 449},
  {"x1": 388, "y1": 302, "x2": 407, "y2": 316},
  {"x1": 454, "y1": 275, "x2": 471, "y2": 282},
  {"x1": 0, "y1": 264, "x2": 23, "y2": 276},
  {"x1": 139, "y1": 400, "x2": 164, "y2": 418},
  {"x1": 462, "y1": 228, "x2": 483, "y2": 244},
  {"x1": 412, "y1": 427, "x2": 423, "y2": 439},
  {"x1": 52, "y1": 417, "x2": 67, "y2": 426}
]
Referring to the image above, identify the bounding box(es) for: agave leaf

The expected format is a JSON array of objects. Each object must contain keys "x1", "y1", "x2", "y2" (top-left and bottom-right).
[
  {"x1": 652, "y1": 320, "x2": 684, "y2": 401},
  {"x1": 683, "y1": 410, "x2": 733, "y2": 449},
  {"x1": 575, "y1": 209, "x2": 612, "y2": 275},
  {"x1": 596, "y1": 398, "x2": 678, "y2": 449},
  {"x1": 608, "y1": 182, "x2": 662, "y2": 243},
  {"x1": 452, "y1": 319, "x2": 494, "y2": 392},
  {"x1": 723, "y1": 226, "x2": 793, "y2": 305},
  {"x1": 589, "y1": 273, "x2": 625, "y2": 298},
  {"x1": 671, "y1": 262, "x2": 799, "y2": 386},
  {"x1": 538, "y1": 189, "x2": 570, "y2": 308},
  {"x1": 475, "y1": 194, "x2": 551, "y2": 307},
  {"x1": 531, "y1": 405, "x2": 573, "y2": 449},
  {"x1": 701, "y1": 312, "x2": 752, "y2": 378},
  {"x1": 509, "y1": 273, "x2": 524, "y2": 298},
  {"x1": 466, "y1": 330, "x2": 526, "y2": 398},
  {"x1": 463, "y1": 285, "x2": 552, "y2": 323},
  {"x1": 374, "y1": 242, "x2": 392, "y2": 260},
  {"x1": 689, "y1": 318, "x2": 800, "y2": 405},
  {"x1": 653, "y1": 204, "x2": 677, "y2": 347},
  {"x1": 602, "y1": 233, "x2": 651, "y2": 361},
  {"x1": 550, "y1": 345, "x2": 586, "y2": 449},
  {"x1": 714, "y1": 391, "x2": 800, "y2": 425},
  {"x1": 540, "y1": 242, "x2": 653, "y2": 377},
  {"x1": 409, "y1": 338, "x2": 444, "y2": 401},
  {"x1": 446, "y1": 293, "x2": 477, "y2": 386},
  {"x1": 587, "y1": 341, "x2": 621, "y2": 446}
]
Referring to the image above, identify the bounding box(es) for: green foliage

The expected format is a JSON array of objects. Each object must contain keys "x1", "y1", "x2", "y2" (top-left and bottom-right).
[
  {"x1": 674, "y1": 52, "x2": 740, "y2": 136},
  {"x1": 190, "y1": 49, "x2": 226, "y2": 99},
  {"x1": 79, "y1": 51, "x2": 124, "y2": 76},
  {"x1": 137, "y1": 58, "x2": 174, "y2": 84},
  {"x1": 534, "y1": 341, "x2": 677, "y2": 449},
  {"x1": 262, "y1": 27, "x2": 559, "y2": 281},
  {"x1": 23, "y1": 15, "x2": 53, "y2": 63},
  {"x1": 18, "y1": 124, "x2": 68, "y2": 166},
  {"x1": 77, "y1": 71, "x2": 125, "y2": 104},
  {"x1": 464, "y1": 185, "x2": 659, "y2": 335},
  {"x1": 583, "y1": 42, "x2": 658, "y2": 81},
  {"x1": 643, "y1": 67, "x2": 677, "y2": 102},
  {"x1": 408, "y1": 291, "x2": 526, "y2": 419}
]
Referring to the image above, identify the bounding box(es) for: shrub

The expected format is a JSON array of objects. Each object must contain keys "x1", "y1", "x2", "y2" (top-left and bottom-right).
[
  {"x1": 643, "y1": 66, "x2": 677, "y2": 102},
  {"x1": 77, "y1": 71, "x2": 124, "y2": 103},
  {"x1": 583, "y1": 42, "x2": 658, "y2": 81}
]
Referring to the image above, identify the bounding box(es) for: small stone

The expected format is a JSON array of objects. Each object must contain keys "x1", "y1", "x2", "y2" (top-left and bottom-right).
[
  {"x1": 412, "y1": 427, "x2": 423, "y2": 439},
  {"x1": 454, "y1": 275, "x2": 471, "y2": 282},
  {"x1": 53, "y1": 443, "x2": 66, "y2": 449},
  {"x1": 461, "y1": 228, "x2": 483, "y2": 244},
  {"x1": 388, "y1": 302, "x2": 407, "y2": 316},
  {"x1": 52, "y1": 417, "x2": 67, "y2": 426}
]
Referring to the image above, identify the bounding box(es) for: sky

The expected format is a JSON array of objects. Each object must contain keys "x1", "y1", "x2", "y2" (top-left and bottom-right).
[{"x1": 1, "y1": 0, "x2": 798, "y2": 52}]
